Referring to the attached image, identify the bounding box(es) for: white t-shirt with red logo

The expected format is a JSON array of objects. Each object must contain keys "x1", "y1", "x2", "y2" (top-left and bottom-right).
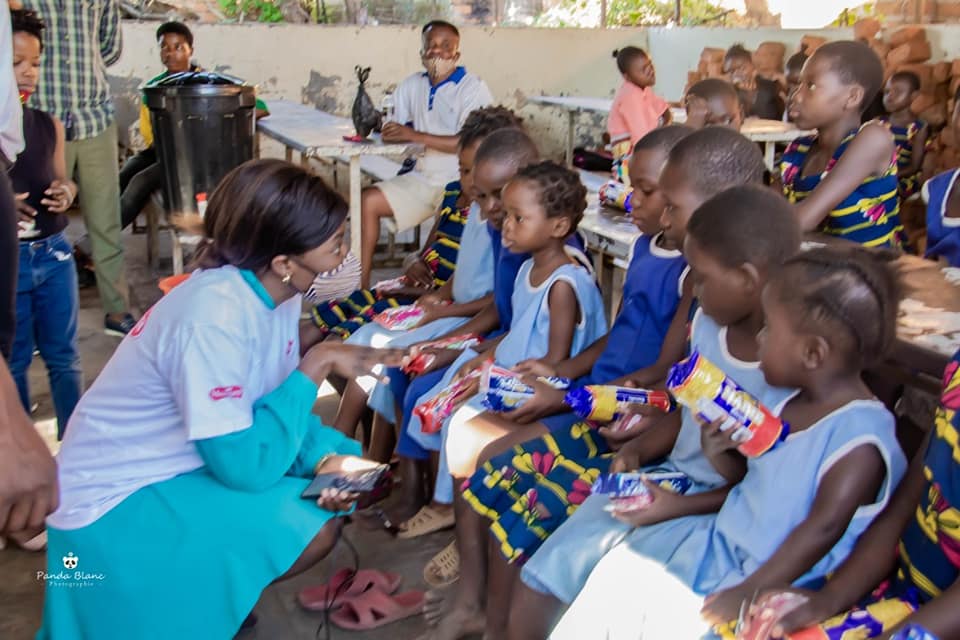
[{"x1": 48, "y1": 266, "x2": 302, "y2": 530}]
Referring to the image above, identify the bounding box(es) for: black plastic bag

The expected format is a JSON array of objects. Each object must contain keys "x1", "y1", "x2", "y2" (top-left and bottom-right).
[{"x1": 352, "y1": 66, "x2": 382, "y2": 139}]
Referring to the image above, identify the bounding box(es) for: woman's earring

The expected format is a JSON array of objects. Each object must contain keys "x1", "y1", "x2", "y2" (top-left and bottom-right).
[{"x1": 282, "y1": 273, "x2": 292, "y2": 285}]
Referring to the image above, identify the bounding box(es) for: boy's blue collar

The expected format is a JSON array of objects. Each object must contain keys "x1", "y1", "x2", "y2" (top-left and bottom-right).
[
  {"x1": 239, "y1": 269, "x2": 277, "y2": 310},
  {"x1": 423, "y1": 67, "x2": 467, "y2": 110}
]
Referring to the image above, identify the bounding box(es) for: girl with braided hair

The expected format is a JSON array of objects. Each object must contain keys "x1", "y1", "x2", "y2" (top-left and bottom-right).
[{"x1": 552, "y1": 241, "x2": 910, "y2": 639}]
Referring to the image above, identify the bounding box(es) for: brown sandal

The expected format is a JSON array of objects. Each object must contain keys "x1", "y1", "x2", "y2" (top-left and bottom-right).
[
  {"x1": 396, "y1": 505, "x2": 455, "y2": 539},
  {"x1": 423, "y1": 541, "x2": 460, "y2": 588}
]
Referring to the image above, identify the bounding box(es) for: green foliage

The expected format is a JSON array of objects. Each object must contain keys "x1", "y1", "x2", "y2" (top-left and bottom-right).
[
  {"x1": 607, "y1": 0, "x2": 728, "y2": 26},
  {"x1": 830, "y1": 3, "x2": 883, "y2": 27},
  {"x1": 217, "y1": 0, "x2": 286, "y2": 22}
]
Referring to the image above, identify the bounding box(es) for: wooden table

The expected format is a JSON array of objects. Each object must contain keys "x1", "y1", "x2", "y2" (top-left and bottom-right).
[
  {"x1": 527, "y1": 95, "x2": 810, "y2": 171},
  {"x1": 257, "y1": 100, "x2": 424, "y2": 258}
]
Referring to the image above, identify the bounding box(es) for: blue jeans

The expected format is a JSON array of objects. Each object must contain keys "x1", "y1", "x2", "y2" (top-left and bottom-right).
[{"x1": 11, "y1": 232, "x2": 82, "y2": 438}]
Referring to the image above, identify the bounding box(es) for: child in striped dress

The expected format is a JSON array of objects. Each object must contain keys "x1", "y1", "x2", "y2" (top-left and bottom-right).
[
  {"x1": 881, "y1": 71, "x2": 929, "y2": 202},
  {"x1": 781, "y1": 41, "x2": 904, "y2": 249}
]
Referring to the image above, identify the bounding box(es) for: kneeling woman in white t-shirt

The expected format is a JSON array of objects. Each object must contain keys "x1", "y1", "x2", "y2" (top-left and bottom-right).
[{"x1": 37, "y1": 159, "x2": 402, "y2": 639}]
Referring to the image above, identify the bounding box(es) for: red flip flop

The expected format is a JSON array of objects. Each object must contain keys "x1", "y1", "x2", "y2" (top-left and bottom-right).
[
  {"x1": 329, "y1": 588, "x2": 426, "y2": 630},
  {"x1": 297, "y1": 568, "x2": 402, "y2": 611}
]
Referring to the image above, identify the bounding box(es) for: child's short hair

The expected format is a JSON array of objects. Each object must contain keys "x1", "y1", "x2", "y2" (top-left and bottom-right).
[
  {"x1": 513, "y1": 161, "x2": 587, "y2": 231},
  {"x1": 422, "y1": 20, "x2": 459, "y2": 37},
  {"x1": 156, "y1": 21, "x2": 193, "y2": 47},
  {"x1": 474, "y1": 128, "x2": 538, "y2": 171},
  {"x1": 890, "y1": 70, "x2": 921, "y2": 94},
  {"x1": 770, "y1": 246, "x2": 901, "y2": 368},
  {"x1": 666, "y1": 127, "x2": 765, "y2": 199},
  {"x1": 813, "y1": 41, "x2": 884, "y2": 111},
  {"x1": 195, "y1": 159, "x2": 347, "y2": 272},
  {"x1": 633, "y1": 124, "x2": 694, "y2": 156},
  {"x1": 612, "y1": 46, "x2": 647, "y2": 74},
  {"x1": 724, "y1": 43, "x2": 753, "y2": 64},
  {"x1": 686, "y1": 185, "x2": 800, "y2": 271},
  {"x1": 786, "y1": 51, "x2": 808, "y2": 74},
  {"x1": 686, "y1": 78, "x2": 739, "y2": 104},
  {"x1": 11, "y1": 10, "x2": 44, "y2": 48},
  {"x1": 458, "y1": 106, "x2": 524, "y2": 150}
]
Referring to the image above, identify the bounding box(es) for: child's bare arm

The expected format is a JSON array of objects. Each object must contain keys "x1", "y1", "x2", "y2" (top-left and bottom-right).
[
  {"x1": 429, "y1": 301, "x2": 500, "y2": 343},
  {"x1": 620, "y1": 280, "x2": 695, "y2": 389},
  {"x1": 773, "y1": 447, "x2": 928, "y2": 635},
  {"x1": 795, "y1": 123, "x2": 895, "y2": 232},
  {"x1": 701, "y1": 442, "x2": 887, "y2": 624},
  {"x1": 43, "y1": 118, "x2": 77, "y2": 213},
  {"x1": 540, "y1": 280, "x2": 579, "y2": 365}
]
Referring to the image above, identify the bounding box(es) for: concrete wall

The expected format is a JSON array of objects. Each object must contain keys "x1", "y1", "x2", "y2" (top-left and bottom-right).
[{"x1": 113, "y1": 22, "x2": 960, "y2": 159}]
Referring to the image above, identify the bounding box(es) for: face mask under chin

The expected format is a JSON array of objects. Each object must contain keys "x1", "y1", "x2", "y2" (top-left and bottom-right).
[
  {"x1": 426, "y1": 57, "x2": 457, "y2": 79},
  {"x1": 303, "y1": 252, "x2": 362, "y2": 304}
]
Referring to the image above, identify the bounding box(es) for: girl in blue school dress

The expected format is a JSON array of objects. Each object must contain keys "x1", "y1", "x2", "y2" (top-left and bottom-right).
[
  {"x1": 923, "y1": 94, "x2": 960, "y2": 267},
  {"x1": 405, "y1": 160, "x2": 608, "y2": 495},
  {"x1": 37, "y1": 160, "x2": 402, "y2": 639},
  {"x1": 550, "y1": 243, "x2": 909, "y2": 640}
]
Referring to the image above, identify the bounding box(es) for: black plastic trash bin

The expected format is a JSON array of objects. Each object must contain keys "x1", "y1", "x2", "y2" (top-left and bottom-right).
[{"x1": 144, "y1": 71, "x2": 256, "y2": 215}]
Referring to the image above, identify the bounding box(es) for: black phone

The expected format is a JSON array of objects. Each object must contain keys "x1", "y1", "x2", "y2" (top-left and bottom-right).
[{"x1": 300, "y1": 464, "x2": 390, "y2": 500}]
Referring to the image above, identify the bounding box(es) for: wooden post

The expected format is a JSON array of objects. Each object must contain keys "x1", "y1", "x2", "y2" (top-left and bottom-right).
[
  {"x1": 675, "y1": 0, "x2": 681, "y2": 23},
  {"x1": 600, "y1": 0, "x2": 607, "y2": 27}
]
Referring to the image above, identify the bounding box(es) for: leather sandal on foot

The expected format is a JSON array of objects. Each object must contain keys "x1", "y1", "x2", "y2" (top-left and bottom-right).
[
  {"x1": 423, "y1": 541, "x2": 459, "y2": 588},
  {"x1": 397, "y1": 505, "x2": 454, "y2": 539}
]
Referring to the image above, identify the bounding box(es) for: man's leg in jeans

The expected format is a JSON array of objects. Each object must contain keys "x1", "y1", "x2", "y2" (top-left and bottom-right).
[
  {"x1": 118, "y1": 147, "x2": 156, "y2": 193},
  {"x1": 360, "y1": 185, "x2": 393, "y2": 289},
  {"x1": 66, "y1": 122, "x2": 130, "y2": 323}
]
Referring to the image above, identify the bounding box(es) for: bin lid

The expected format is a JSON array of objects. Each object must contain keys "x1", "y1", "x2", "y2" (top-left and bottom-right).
[
  {"x1": 144, "y1": 71, "x2": 257, "y2": 107},
  {"x1": 155, "y1": 70, "x2": 249, "y2": 87}
]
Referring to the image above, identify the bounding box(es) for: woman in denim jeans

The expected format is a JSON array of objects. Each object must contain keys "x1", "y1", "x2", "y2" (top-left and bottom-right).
[{"x1": 9, "y1": 10, "x2": 80, "y2": 439}]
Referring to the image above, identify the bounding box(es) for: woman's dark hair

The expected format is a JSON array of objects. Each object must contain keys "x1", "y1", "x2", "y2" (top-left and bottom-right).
[
  {"x1": 612, "y1": 46, "x2": 648, "y2": 74},
  {"x1": 511, "y1": 161, "x2": 587, "y2": 232},
  {"x1": 11, "y1": 10, "x2": 44, "y2": 50},
  {"x1": 686, "y1": 185, "x2": 800, "y2": 271},
  {"x1": 193, "y1": 159, "x2": 347, "y2": 271},
  {"x1": 156, "y1": 21, "x2": 194, "y2": 47},
  {"x1": 769, "y1": 246, "x2": 901, "y2": 368},
  {"x1": 459, "y1": 106, "x2": 524, "y2": 150}
]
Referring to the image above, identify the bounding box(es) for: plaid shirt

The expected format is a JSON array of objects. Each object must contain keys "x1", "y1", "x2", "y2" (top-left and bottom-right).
[{"x1": 22, "y1": 0, "x2": 122, "y2": 141}]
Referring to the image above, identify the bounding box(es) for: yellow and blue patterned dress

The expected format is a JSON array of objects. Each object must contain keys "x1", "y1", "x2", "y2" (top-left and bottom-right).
[
  {"x1": 781, "y1": 125, "x2": 904, "y2": 248},
  {"x1": 880, "y1": 117, "x2": 929, "y2": 201}
]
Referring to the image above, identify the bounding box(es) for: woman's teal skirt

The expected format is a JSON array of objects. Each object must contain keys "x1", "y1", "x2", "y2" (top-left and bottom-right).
[{"x1": 37, "y1": 468, "x2": 340, "y2": 639}]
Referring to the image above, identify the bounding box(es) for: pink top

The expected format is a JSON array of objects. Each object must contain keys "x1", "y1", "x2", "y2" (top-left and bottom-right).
[{"x1": 606, "y1": 82, "x2": 669, "y2": 148}]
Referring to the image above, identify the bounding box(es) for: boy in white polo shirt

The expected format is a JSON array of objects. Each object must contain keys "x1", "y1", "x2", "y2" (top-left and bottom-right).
[{"x1": 360, "y1": 20, "x2": 492, "y2": 288}]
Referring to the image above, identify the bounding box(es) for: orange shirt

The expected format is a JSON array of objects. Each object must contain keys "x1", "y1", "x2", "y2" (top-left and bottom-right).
[{"x1": 606, "y1": 82, "x2": 669, "y2": 148}]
